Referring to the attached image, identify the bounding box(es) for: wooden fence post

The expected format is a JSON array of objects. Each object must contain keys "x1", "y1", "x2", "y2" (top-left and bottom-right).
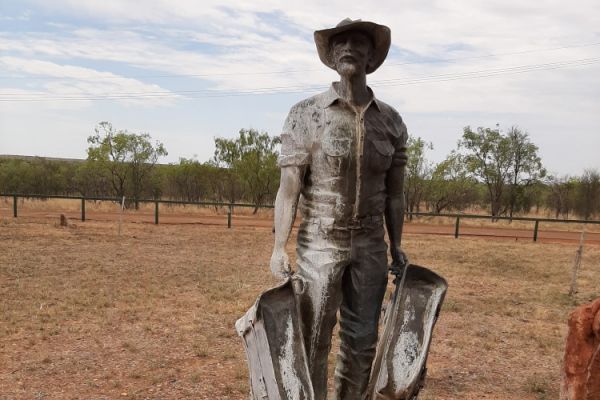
[
  {"x1": 227, "y1": 204, "x2": 232, "y2": 228},
  {"x1": 13, "y1": 195, "x2": 17, "y2": 218},
  {"x1": 81, "y1": 197, "x2": 86, "y2": 222},
  {"x1": 154, "y1": 201, "x2": 159, "y2": 225},
  {"x1": 454, "y1": 217, "x2": 460, "y2": 238},
  {"x1": 533, "y1": 220, "x2": 539, "y2": 242}
]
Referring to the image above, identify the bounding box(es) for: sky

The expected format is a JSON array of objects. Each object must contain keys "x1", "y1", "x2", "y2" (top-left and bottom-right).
[{"x1": 0, "y1": 0, "x2": 599, "y2": 176}]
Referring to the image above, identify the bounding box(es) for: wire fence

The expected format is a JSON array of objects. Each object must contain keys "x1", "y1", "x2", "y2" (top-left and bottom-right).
[{"x1": 2, "y1": 193, "x2": 599, "y2": 242}]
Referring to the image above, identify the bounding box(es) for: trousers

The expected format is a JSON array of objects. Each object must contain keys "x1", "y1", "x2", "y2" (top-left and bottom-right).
[{"x1": 295, "y1": 217, "x2": 389, "y2": 400}]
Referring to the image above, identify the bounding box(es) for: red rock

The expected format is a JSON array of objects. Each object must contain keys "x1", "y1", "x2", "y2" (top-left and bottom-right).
[
  {"x1": 561, "y1": 298, "x2": 600, "y2": 400},
  {"x1": 586, "y1": 346, "x2": 599, "y2": 400}
]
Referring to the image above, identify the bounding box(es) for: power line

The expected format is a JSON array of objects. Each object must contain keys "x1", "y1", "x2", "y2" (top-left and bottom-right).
[
  {"x1": 1, "y1": 41, "x2": 599, "y2": 80},
  {"x1": 1, "y1": 57, "x2": 598, "y2": 102}
]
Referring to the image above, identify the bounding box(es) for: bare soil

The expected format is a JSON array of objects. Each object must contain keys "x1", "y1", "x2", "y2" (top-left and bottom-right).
[{"x1": 1, "y1": 216, "x2": 599, "y2": 399}]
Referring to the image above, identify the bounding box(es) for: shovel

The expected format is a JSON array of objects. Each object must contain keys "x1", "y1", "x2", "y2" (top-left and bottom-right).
[{"x1": 367, "y1": 264, "x2": 448, "y2": 399}]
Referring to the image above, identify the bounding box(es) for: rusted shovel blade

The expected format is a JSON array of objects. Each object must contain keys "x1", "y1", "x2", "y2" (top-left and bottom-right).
[
  {"x1": 369, "y1": 265, "x2": 448, "y2": 399},
  {"x1": 235, "y1": 278, "x2": 314, "y2": 400}
]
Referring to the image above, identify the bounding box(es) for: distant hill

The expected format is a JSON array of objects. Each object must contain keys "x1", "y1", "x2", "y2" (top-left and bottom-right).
[
  {"x1": 0, "y1": 154, "x2": 86, "y2": 163},
  {"x1": 0, "y1": 154, "x2": 177, "y2": 166}
]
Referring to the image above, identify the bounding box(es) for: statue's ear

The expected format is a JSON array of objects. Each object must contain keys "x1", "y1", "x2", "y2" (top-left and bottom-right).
[{"x1": 367, "y1": 55, "x2": 375, "y2": 71}]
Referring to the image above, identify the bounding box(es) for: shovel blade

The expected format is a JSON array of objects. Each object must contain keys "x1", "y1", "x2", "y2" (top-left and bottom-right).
[
  {"x1": 236, "y1": 279, "x2": 314, "y2": 400},
  {"x1": 370, "y1": 265, "x2": 448, "y2": 399}
]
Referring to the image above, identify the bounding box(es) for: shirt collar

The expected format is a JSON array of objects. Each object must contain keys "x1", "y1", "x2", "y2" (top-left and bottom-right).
[{"x1": 322, "y1": 82, "x2": 382, "y2": 112}]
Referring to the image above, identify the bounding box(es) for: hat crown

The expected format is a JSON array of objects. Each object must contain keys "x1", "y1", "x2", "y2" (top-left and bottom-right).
[{"x1": 336, "y1": 18, "x2": 361, "y2": 28}]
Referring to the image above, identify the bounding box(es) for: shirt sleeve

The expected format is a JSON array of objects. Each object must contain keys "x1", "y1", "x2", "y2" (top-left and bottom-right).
[
  {"x1": 277, "y1": 105, "x2": 311, "y2": 168},
  {"x1": 391, "y1": 117, "x2": 408, "y2": 168}
]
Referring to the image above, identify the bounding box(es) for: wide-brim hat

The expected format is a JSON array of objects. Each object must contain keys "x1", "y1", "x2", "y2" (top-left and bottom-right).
[{"x1": 314, "y1": 18, "x2": 391, "y2": 74}]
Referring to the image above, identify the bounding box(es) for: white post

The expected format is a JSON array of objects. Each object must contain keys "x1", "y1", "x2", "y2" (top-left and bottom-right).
[
  {"x1": 569, "y1": 229, "x2": 586, "y2": 297},
  {"x1": 118, "y1": 196, "x2": 125, "y2": 236}
]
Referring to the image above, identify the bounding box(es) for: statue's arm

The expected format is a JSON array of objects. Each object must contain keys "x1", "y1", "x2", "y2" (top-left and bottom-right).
[
  {"x1": 385, "y1": 143, "x2": 408, "y2": 272},
  {"x1": 270, "y1": 165, "x2": 303, "y2": 279}
]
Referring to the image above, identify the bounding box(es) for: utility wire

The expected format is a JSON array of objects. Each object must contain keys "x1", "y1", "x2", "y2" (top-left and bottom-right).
[
  {"x1": 6, "y1": 57, "x2": 598, "y2": 97},
  {"x1": 1, "y1": 56, "x2": 598, "y2": 102},
  {"x1": 1, "y1": 41, "x2": 599, "y2": 80}
]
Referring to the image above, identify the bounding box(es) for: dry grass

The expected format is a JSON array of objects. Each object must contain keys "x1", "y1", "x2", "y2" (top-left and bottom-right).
[
  {"x1": 0, "y1": 196, "x2": 273, "y2": 217},
  {"x1": 1, "y1": 216, "x2": 599, "y2": 399}
]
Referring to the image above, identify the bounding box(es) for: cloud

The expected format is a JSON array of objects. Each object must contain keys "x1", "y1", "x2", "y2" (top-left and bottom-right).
[
  {"x1": 0, "y1": 56, "x2": 179, "y2": 106},
  {"x1": 2, "y1": 0, "x2": 599, "y2": 173}
]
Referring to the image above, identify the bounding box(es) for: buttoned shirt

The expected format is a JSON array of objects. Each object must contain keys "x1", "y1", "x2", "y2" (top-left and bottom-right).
[{"x1": 278, "y1": 83, "x2": 408, "y2": 228}]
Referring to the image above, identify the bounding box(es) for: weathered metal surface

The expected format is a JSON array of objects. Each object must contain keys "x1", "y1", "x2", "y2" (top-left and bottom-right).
[
  {"x1": 236, "y1": 278, "x2": 314, "y2": 400},
  {"x1": 368, "y1": 265, "x2": 448, "y2": 400},
  {"x1": 269, "y1": 18, "x2": 411, "y2": 399}
]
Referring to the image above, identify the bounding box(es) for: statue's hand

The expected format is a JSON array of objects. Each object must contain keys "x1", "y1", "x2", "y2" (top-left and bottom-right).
[
  {"x1": 270, "y1": 249, "x2": 292, "y2": 280},
  {"x1": 390, "y1": 247, "x2": 408, "y2": 277}
]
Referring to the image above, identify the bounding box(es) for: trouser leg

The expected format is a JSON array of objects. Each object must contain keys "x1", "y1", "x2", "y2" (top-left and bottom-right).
[
  {"x1": 334, "y1": 226, "x2": 388, "y2": 399},
  {"x1": 295, "y1": 225, "x2": 349, "y2": 400}
]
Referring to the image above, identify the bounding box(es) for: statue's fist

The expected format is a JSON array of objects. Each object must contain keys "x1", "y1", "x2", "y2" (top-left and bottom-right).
[
  {"x1": 390, "y1": 247, "x2": 408, "y2": 276},
  {"x1": 270, "y1": 250, "x2": 291, "y2": 280}
]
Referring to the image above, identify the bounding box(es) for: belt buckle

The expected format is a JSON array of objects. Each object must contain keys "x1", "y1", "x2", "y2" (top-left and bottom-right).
[{"x1": 347, "y1": 216, "x2": 362, "y2": 230}]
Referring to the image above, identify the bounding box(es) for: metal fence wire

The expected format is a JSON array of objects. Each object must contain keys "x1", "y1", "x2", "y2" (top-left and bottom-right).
[{"x1": 2, "y1": 193, "x2": 599, "y2": 242}]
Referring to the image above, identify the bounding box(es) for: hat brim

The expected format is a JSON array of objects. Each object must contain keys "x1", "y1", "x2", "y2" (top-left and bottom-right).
[{"x1": 314, "y1": 21, "x2": 391, "y2": 74}]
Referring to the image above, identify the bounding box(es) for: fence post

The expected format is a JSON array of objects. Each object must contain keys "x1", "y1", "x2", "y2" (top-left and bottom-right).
[
  {"x1": 81, "y1": 197, "x2": 86, "y2": 222},
  {"x1": 13, "y1": 195, "x2": 17, "y2": 218},
  {"x1": 454, "y1": 216, "x2": 460, "y2": 238},
  {"x1": 154, "y1": 201, "x2": 159, "y2": 225},
  {"x1": 227, "y1": 204, "x2": 232, "y2": 228},
  {"x1": 533, "y1": 220, "x2": 539, "y2": 242}
]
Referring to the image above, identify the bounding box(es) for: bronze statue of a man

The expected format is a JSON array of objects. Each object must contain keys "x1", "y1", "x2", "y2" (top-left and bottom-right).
[{"x1": 270, "y1": 18, "x2": 408, "y2": 399}]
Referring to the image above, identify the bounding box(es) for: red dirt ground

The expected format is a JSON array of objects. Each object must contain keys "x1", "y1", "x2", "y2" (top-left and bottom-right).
[
  {"x1": 2, "y1": 217, "x2": 599, "y2": 399},
  {"x1": 6, "y1": 208, "x2": 599, "y2": 246}
]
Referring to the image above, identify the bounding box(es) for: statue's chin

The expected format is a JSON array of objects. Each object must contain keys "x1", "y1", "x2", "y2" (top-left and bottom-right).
[{"x1": 335, "y1": 62, "x2": 364, "y2": 78}]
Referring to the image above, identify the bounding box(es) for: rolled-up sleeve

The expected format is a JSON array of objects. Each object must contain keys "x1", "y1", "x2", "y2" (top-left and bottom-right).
[
  {"x1": 277, "y1": 105, "x2": 311, "y2": 168},
  {"x1": 391, "y1": 118, "x2": 408, "y2": 167}
]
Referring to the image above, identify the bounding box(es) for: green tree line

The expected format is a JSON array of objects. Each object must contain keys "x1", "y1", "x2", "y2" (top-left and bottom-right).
[
  {"x1": 404, "y1": 126, "x2": 600, "y2": 220},
  {"x1": 0, "y1": 122, "x2": 598, "y2": 219}
]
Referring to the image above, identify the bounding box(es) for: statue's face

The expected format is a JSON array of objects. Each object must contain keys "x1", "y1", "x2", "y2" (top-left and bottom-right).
[{"x1": 330, "y1": 30, "x2": 373, "y2": 77}]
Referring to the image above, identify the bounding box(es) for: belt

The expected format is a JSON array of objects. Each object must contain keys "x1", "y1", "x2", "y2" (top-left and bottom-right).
[{"x1": 346, "y1": 214, "x2": 384, "y2": 230}]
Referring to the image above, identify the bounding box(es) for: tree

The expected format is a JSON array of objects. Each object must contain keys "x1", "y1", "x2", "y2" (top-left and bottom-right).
[
  {"x1": 0, "y1": 158, "x2": 73, "y2": 195},
  {"x1": 212, "y1": 129, "x2": 280, "y2": 213},
  {"x1": 459, "y1": 126, "x2": 513, "y2": 217},
  {"x1": 459, "y1": 126, "x2": 546, "y2": 218},
  {"x1": 545, "y1": 175, "x2": 576, "y2": 219},
  {"x1": 87, "y1": 121, "x2": 167, "y2": 208},
  {"x1": 505, "y1": 127, "x2": 545, "y2": 219},
  {"x1": 574, "y1": 169, "x2": 600, "y2": 220},
  {"x1": 404, "y1": 137, "x2": 433, "y2": 218},
  {"x1": 73, "y1": 160, "x2": 111, "y2": 197},
  {"x1": 0, "y1": 159, "x2": 32, "y2": 193},
  {"x1": 427, "y1": 152, "x2": 479, "y2": 213},
  {"x1": 165, "y1": 158, "x2": 215, "y2": 202}
]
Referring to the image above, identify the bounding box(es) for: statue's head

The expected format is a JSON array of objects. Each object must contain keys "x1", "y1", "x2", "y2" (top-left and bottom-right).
[{"x1": 314, "y1": 18, "x2": 391, "y2": 76}]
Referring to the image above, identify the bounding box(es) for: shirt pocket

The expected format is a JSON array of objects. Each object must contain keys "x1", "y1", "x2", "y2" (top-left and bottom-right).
[
  {"x1": 322, "y1": 136, "x2": 351, "y2": 157},
  {"x1": 367, "y1": 138, "x2": 394, "y2": 172},
  {"x1": 322, "y1": 131, "x2": 351, "y2": 176}
]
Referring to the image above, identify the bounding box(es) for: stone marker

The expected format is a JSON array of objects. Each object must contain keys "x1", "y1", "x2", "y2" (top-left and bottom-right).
[{"x1": 561, "y1": 297, "x2": 600, "y2": 400}]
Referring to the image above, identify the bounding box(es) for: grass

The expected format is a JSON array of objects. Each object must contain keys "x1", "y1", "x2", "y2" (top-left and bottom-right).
[{"x1": 0, "y1": 217, "x2": 599, "y2": 399}]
